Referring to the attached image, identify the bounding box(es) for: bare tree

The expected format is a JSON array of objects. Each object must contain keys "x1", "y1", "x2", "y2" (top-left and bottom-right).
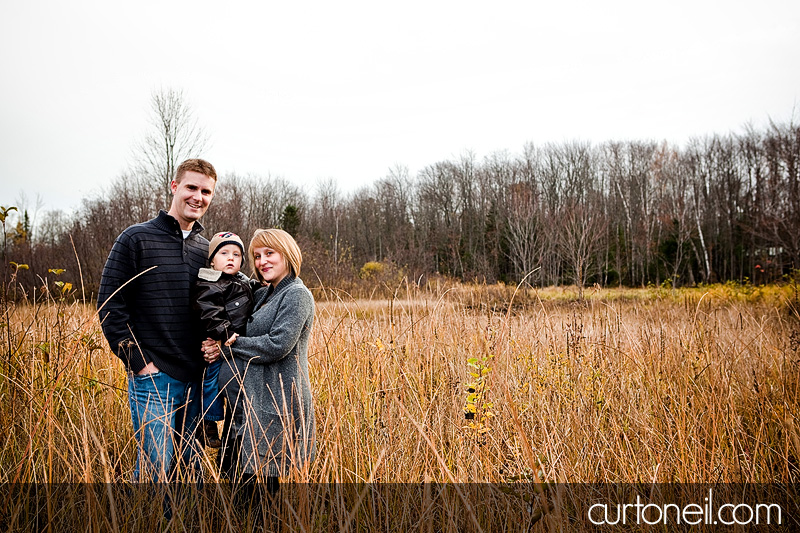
[
  {"x1": 201, "y1": 172, "x2": 306, "y2": 241},
  {"x1": 684, "y1": 138, "x2": 715, "y2": 283},
  {"x1": 415, "y1": 162, "x2": 460, "y2": 276},
  {"x1": 506, "y1": 182, "x2": 544, "y2": 282},
  {"x1": 555, "y1": 199, "x2": 607, "y2": 298},
  {"x1": 604, "y1": 141, "x2": 660, "y2": 286},
  {"x1": 134, "y1": 88, "x2": 210, "y2": 208},
  {"x1": 760, "y1": 119, "x2": 800, "y2": 270},
  {"x1": 303, "y1": 178, "x2": 351, "y2": 284}
]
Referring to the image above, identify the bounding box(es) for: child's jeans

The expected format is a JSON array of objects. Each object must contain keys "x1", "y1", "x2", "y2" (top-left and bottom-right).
[{"x1": 202, "y1": 359, "x2": 224, "y2": 421}]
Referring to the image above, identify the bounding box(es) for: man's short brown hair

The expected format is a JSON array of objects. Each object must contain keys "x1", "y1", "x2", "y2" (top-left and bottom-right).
[{"x1": 175, "y1": 158, "x2": 217, "y2": 183}]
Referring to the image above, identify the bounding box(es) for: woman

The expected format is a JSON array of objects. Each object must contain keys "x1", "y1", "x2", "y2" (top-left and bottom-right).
[{"x1": 203, "y1": 228, "x2": 315, "y2": 489}]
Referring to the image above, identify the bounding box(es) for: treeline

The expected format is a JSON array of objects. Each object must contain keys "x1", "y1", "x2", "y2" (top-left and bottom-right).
[{"x1": 3, "y1": 120, "x2": 799, "y2": 299}]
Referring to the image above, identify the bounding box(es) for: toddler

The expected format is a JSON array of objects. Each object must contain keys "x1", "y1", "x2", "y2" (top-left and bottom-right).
[{"x1": 192, "y1": 232, "x2": 254, "y2": 447}]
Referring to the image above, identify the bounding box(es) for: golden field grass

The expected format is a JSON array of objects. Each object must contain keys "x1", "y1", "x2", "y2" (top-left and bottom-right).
[{"x1": 1, "y1": 281, "x2": 799, "y2": 530}]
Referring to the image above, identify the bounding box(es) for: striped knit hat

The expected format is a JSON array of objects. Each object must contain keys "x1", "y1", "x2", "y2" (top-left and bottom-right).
[{"x1": 208, "y1": 231, "x2": 245, "y2": 262}]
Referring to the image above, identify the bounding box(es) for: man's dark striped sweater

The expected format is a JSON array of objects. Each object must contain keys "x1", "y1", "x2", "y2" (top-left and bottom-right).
[{"x1": 97, "y1": 210, "x2": 208, "y2": 382}]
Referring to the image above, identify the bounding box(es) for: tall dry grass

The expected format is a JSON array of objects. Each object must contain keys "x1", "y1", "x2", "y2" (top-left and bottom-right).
[{"x1": 1, "y1": 280, "x2": 799, "y2": 530}]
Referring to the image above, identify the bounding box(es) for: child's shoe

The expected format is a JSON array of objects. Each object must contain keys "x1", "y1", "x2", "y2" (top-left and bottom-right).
[{"x1": 202, "y1": 420, "x2": 222, "y2": 448}]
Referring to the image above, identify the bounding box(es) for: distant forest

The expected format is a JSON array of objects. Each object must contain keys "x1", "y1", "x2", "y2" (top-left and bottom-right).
[{"x1": 2, "y1": 118, "x2": 799, "y2": 299}]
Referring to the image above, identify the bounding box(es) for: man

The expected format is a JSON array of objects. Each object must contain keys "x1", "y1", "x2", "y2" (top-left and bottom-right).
[{"x1": 98, "y1": 158, "x2": 217, "y2": 482}]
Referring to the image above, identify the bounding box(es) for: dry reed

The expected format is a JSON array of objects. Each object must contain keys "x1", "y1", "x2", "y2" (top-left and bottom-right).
[{"x1": 1, "y1": 281, "x2": 798, "y2": 530}]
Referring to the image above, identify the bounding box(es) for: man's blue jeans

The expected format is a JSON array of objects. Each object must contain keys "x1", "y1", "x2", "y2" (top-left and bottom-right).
[{"x1": 127, "y1": 371, "x2": 202, "y2": 482}]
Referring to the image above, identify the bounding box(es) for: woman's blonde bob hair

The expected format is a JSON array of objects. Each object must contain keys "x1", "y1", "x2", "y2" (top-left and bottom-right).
[{"x1": 248, "y1": 228, "x2": 303, "y2": 284}]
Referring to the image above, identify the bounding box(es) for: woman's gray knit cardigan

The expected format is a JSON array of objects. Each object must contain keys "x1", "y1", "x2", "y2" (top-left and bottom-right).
[{"x1": 220, "y1": 275, "x2": 315, "y2": 476}]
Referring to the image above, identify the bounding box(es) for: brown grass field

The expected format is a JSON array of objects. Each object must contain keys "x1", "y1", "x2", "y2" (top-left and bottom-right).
[{"x1": 1, "y1": 280, "x2": 799, "y2": 530}]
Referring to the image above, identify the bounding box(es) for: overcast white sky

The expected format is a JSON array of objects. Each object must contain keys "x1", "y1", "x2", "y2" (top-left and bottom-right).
[{"x1": 1, "y1": 0, "x2": 799, "y2": 214}]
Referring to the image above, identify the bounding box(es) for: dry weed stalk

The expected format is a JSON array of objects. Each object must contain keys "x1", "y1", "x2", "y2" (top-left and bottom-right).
[{"x1": 1, "y1": 281, "x2": 798, "y2": 530}]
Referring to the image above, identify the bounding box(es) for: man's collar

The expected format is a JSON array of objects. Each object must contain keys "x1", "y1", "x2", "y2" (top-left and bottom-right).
[{"x1": 155, "y1": 210, "x2": 205, "y2": 236}]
